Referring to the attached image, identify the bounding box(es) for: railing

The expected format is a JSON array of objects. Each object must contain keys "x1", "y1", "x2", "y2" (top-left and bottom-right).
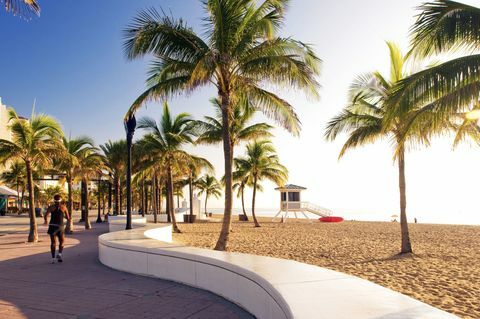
[{"x1": 300, "y1": 202, "x2": 333, "y2": 217}]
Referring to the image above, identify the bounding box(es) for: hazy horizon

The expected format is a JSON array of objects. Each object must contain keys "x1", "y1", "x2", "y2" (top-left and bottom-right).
[{"x1": 1, "y1": 0, "x2": 479, "y2": 225}]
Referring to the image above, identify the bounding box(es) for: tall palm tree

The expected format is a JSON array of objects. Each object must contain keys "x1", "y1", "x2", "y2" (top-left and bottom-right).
[
  {"x1": 57, "y1": 136, "x2": 96, "y2": 233},
  {"x1": 325, "y1": 42, "x2": 437, "y2": 254},
  {"x1": 137, "y1": 102, "x2": 197, "y2": 233},
  {"x1": 74, "y1": 147, "x2": 103, "y2": 229},
  {"x1": 0, "y1": 108, "x2": 62, "y2": 242},
  {"x1": 100, "y1": 140, "x2": 127, "y2": 215},
  {"x1": 232, "y1": 158, "x2": 263, "y2": 221},
  {"x1": 235, "y1": 140, "x2": 287, "y2": 227},
  {"x1": 124, "y1": 1, "x2": 320, "y2": 250},
  {"x1": 2, "y1": 0, "x2": 40, "y2": 17},
  {"x1": 197, "y1": 175, "x2": 222, "y2": 217},
  {"x1": 185, "y1": 155, "x2": 214, "y2": 222},
  {"x1": 387, "y1": 0, "x2": 480, "y2": 125},
  {"x1": 1, "y1": 161, "x2": 26, "y2": 210}
]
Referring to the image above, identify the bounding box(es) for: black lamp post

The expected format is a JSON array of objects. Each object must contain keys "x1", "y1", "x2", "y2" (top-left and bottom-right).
[{"x1": 125, "y1": 114, "x2": 136, "y2": 230}]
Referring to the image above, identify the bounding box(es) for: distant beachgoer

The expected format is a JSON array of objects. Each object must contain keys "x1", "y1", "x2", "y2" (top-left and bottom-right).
[
  {"x1": 43, "y1": 194, "x2": 70, "y2": 263},
  {"x1": 414, "y1": 217, "x2": 418, "y2": 224}
]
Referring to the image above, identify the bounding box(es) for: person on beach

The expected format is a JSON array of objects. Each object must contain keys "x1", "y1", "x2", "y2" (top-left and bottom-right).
[{"x1": 44, "y1": 194, "x2": 70, "y2": 263}]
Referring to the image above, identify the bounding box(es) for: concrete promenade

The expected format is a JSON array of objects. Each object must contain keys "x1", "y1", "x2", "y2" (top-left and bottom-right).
[{"x1": 0, "y1": 216, "x2": 253, "y2": 319}]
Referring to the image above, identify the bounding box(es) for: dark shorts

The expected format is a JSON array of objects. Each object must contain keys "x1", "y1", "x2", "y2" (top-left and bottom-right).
[{"x1": 47, "y1": 225, "x2": 64, "y2": 236}]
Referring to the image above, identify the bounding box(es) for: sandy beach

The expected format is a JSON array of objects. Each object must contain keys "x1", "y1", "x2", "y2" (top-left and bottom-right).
[{"x1": 173, "y1": 217, "x2": 480, "y2": 319}]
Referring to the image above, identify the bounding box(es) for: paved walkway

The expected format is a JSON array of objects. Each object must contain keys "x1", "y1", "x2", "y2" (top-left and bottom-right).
[{"x1": 0, "y1": 216, "x2": 253, "y2": 319}]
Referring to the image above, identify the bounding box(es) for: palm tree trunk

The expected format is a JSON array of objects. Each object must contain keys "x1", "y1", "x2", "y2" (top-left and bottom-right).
[
  {"x1": 241, "y1": 184, "x2": 249, "y2": 221},
  {"x1": 189, "y1": 173, "x2": 194, "y2": 222},
  {"x1": 205, "y1": 194, "x2": 208, "y2": 216},
  {"x1": 398, "y1": 147, "x2": 412, "y2": 254},
  {"x1": 83, "y1": 179, "x2": 91, "y2": 229},
  {"x1": 215, "y1": 92, "x2": 233, "y2": 251},
  {"x1": 144, "y1": 182, "x2": 149, "y2": 215},
  {"x1": 152, "y1": 174, "x2": 157, "y2": 223},
  {"x1": 114, "y1": 176, "x2": 119, "y2": 215},
  {"x1": 16, "y1": 180, "x2": 20, "y2": 210},
  {"x1": 119, "y1": 180, "x2": 123, "y2": 215},
  {"x1": 141, "y1": 175, "x2": 145, "y2": 217},
  {"x1": 108, "y1": 181, "x2": 112, "y2": 213},
  {"x1": 167, "y1": 165, "x2": 181, "y2": 233},
  {"x1": 25, "y1": 160, "x2": 37, "y2": 242},
  {"x1": 251, "y1": 177, "x2": 261, "y2": 227},
  {"x1": 65, "y1": 175, "x2": 74, "y2": 233},
  {"x1": 96, "y1": 178, "x2": 102, "y2": 224},
  {"x1": 165, "y1": 180, "x2": 170, "y2": 223}
]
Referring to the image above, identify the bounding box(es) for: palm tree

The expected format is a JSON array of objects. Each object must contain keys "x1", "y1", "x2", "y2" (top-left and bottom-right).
[
  {"x1": 234, "y1": 140, "x2": 287, "y2": 227},
  {"x1": 325, "y1": 42, "x2": 437, "y2": 254},
  {"x1": 1, "y1": 161, "x2": 26, "y2": 210},
  {"x1": 74, "y1": 147, "x2": 103, "y2": 229},
  {"x1": 196, "y1": 98, "x2": 273, "y2": 148},
  {"x1": 41, "y1": 185, "x2": 66, "y2": 206},
  {"x1": 231, "y1": 158, "x2": 263, "y2": 221},
  {"x1": 0, "y1": 108, "x2": 62, "y2": 242},
  {"x1": 137, "y1": 102, "x2": 197, "y2": 233},
  {"x1": 185, "y1": 155, "x2": 214, "y2": 222},
  {"x1": 57, "y1": 136, "x2": 96, "y2": 233},
  {"x1": 124, "y1": 1, "x2": 320, "y2": 250},
  {"x1": 100, "y1": 140, "x2": 127, "y2": 215},
  {"x1": 387, "y1": 0, "x2": 480, "y2": 125},
  {"x1": 2, "y1": 0, "x2": 40, "y2": 17},
  {"x1": 197, "y1": 175, "x2": 222, "y2": 217}
]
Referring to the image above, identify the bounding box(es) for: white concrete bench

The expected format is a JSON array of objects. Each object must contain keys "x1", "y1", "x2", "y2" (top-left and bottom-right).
[{"x1": 98, "y1": 225, "x2": 458, "y2": 319}]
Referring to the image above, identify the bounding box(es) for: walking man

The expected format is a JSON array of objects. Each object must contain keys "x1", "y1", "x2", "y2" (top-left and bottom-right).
[{"x1": 44, "y1": 194, "x2": 70, "y2": 263}]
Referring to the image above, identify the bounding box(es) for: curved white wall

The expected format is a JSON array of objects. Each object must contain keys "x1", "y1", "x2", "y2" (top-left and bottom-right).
[{"x1": 99, "y1": 225, "x2": 458, "y2": 319}]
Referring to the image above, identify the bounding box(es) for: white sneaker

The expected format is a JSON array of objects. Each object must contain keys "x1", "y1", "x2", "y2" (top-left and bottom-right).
[
  {"x1": 56, "y1": 253, "x2": 63, "y2": 263},
  {"x1": 51, "y1": 258, "x2": 56, "y2": 264}
]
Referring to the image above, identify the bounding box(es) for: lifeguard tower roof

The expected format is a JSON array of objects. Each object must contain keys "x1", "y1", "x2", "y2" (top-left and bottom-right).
[{"x1": 275, "y1": 184, "x2": 307, "y2": 191}]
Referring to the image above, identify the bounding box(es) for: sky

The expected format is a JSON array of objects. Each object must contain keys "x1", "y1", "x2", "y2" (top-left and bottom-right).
[{"x1": 1, "y1": 0, "x2": 479, "y2": 225}]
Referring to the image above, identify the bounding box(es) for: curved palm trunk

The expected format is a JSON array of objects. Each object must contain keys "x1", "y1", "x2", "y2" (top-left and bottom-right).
[
  {"x1": 241, "y1": 184, "x2": 249, "y2": 221},
  {"x1": 189, "y1": 174, "x2": 194, "y2": 223},
  {"x1": 167, "y1": 165, "x2": 181, "y2": 233},
  {"x1": 25, "y1": 160, "x2": 38, "y2": 242},
  {"x1": 65, "y1": 175, "x2": 74, "y2": 233},
  {"x1": 398, "y1": 147, "x2": 412, "y2": 254},
  {"x1": 83, "y1": 179, "x2": 91, "y2": 229},
  {"x1": 215, "y1": 93, "x2": 234, "y2": 251},
  {"x1": 204, "y1": 194, "x2": 208, "y2": 216},
  {"x1": 251, "y1": 177, "x2": 261, "y2": 227}
]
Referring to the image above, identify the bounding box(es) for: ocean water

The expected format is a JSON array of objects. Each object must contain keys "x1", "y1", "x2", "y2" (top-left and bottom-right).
[{"x1": 208, "y1": 207, "x2": 480, "y2": 226}]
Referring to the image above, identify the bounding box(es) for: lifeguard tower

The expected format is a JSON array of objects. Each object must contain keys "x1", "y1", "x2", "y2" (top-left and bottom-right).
[{"x1": 272, "y1": 184, "x2": 333, "y2": 222}]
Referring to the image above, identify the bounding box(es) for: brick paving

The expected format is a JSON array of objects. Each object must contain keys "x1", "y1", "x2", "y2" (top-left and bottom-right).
[{"x1": 0, "y1": 216, "x2": 254, "y2": 319}]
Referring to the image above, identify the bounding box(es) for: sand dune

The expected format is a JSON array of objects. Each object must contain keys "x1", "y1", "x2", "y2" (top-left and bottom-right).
[{"x1": 173, "y1": 218, "x2": 480, "y2": 319}]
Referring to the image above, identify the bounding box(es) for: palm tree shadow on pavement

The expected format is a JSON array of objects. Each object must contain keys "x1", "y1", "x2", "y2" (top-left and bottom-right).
[{"x1": 0, "y1": 220, "x2": 253, "y2": 319}]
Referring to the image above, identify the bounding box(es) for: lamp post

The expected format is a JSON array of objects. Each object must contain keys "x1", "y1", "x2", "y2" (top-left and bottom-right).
[{"x1": 125, "y1": 115, "x2": 136, "y2": 230}]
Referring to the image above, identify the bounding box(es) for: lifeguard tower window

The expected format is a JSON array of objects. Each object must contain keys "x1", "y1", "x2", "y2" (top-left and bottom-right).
[{"x1": 281, "y1": 192, "x2": 300, "y2": 202}]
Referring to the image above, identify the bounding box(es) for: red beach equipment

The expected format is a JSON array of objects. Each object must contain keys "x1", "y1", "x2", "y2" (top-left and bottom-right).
[{"x1": 319, "y1": 216, "x2": 344, "y2": 223}]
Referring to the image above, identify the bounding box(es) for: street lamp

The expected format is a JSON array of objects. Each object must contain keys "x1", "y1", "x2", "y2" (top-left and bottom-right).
[{"x1": 124, "y1": 114, "x2": 136, "y2": 230}]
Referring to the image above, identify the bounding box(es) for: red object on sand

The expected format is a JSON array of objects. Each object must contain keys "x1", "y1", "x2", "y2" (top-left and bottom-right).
[{"x1": 319, "y1": 216, "x2": 344, "y2": 223}]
